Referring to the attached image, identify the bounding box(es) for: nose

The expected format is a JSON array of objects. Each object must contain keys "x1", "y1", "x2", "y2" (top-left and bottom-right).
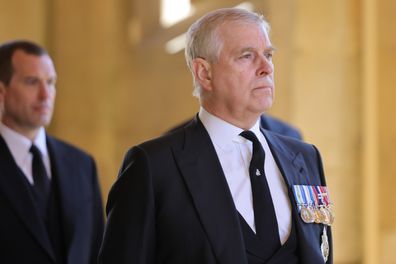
[
  {"x1": 256, "y1": 55, "x2": 273, "y2": 77},
  {"x1": 38, "y1": 82, "x2": 51, "y2": 99}
]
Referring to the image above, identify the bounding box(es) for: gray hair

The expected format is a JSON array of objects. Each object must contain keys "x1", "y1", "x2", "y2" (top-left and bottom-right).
[{"x1": 185, "y1": 8, "x2": 270, "y2": 98}]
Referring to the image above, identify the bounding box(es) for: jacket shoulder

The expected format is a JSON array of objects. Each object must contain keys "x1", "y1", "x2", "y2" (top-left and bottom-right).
[
  {"x1": 46, "y1": 135, "x2": 94, "y2": 161},
  {"x1": 267, "y1": 130, "x2": 312, "y2": 151},
  {"x1": 262, "y1": 115, "x2": 302, "y2": 140}
]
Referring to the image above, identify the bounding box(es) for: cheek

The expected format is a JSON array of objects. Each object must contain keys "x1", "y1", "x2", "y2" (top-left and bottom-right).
[
  {"x1": 4, "y1": 92, "x2": 20, "y2": 106},
  {"x1": 50, "y1": 91, "x2": 56, "y2": 102}
]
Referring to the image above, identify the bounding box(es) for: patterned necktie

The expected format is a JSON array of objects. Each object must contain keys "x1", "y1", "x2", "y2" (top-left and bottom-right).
[
  {"x1": 240, "y1": 131, "x2": 281, "y2": 252},
  {"x1": 30, "y1": 144, "x2": 50, "y2": 220}
]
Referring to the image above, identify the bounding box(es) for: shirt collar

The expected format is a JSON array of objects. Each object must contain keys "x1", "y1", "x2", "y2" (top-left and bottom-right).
[
  {"x1": 0, "y1": 122, "x2": 48, "y2": 159},
  {"x1": 198, "y1": 107, "x2": 261, "y2": 149},
  {"x1": 249, "y1": 119, "x2": 263, "y2": 142}
]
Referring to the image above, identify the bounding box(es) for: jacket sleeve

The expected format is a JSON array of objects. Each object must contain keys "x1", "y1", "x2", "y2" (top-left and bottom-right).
[{"x1": 98, "y1": 147, "x2": 156, "y2": 264}]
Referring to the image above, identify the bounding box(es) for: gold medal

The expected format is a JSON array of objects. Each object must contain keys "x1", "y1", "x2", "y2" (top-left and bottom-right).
[
  {"x1": 327, "y1": 206, "x2": 335, "y2": 225},
  {"x1": 300, "y1": 206, "x2": 315, "y2": 223},
  {"x1": 314, "y1": 207, "x2": 323, "y2": 224},
  {"x1": 293, "y1": 185, "x2": 335, "y2": 226},
  {"x1": 320, "y1": 206, "x2": 331, "y2": 225}
]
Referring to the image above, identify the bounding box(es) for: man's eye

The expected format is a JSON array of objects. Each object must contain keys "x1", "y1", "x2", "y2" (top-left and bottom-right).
[
  {"x1": 241, "y1": 53, "x2": 252, "y2": 59},
  {"x1": 47, "y1": 78, "x2": 57, "y2": 86},
  {"x1": 264, "y1": 52, "x2": 273, "y2": 59},
  {"x1": 24, "y1": 78, "x2": 39, "y2": 85}
]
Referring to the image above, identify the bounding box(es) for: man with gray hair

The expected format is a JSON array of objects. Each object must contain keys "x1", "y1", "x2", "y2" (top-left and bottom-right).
[{"x1": 99, "y1": 8, "x2": 333, "y2": 264}]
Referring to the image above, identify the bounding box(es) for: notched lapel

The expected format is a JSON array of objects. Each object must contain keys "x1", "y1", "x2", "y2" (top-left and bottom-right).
[
  {"x1": 173, "y1": 118, "x2": 247, "y2": 264},
  {"x1": 261, "y1": 131, "x2": 326, "y2": 263},
  {"x1": 47, "y1": 137, "x2": 79, "y2": 257},
  {"x1": 262, "y1": 130, "x2": 312, "y2": 219},
  {"x1": 263, "y1": 130, "x2": 297, "y2": 186},
  {"x1": 292, "y1": 152, "x2": 310, "y2": 183}
]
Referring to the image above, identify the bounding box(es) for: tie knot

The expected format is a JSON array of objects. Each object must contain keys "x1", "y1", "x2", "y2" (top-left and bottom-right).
[
  {"x1": 30, "y1": 144, "x2": 42, "y2": 157},
  {"x1": 240, "y1": 130, "x2": 260, "y2": 143},
  {"x1": 240, "y1": 130, "x2": 265, "y2": 162}
]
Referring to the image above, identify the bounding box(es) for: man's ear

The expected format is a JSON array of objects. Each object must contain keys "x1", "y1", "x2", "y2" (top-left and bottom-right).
[
  {"x1": 0, "y1": 82, "x2": 5, "y2": 114},
  {"x1": 0, "y1": 82, "x2": 5, "y2": 99},
  {"x1": 192, "y1": 58, "x2": 212, "y2": 91}
]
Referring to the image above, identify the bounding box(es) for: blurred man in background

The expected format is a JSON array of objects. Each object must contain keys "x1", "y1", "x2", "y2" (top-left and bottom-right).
[{"x1": 0, "y1": 40, "x2": 104, "y2": 264}]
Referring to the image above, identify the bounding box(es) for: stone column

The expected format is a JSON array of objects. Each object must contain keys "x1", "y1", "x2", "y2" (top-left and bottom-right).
[{"x1": 49, "y1": 0, "x2": 126, "y2": 198}]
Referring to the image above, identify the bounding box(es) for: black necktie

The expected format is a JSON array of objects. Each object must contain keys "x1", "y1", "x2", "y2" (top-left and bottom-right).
[
  {"x1": 240, "y1": 131, "x2": 281, "y2": 252},
  {"x1": 30, "y1": 144, "x2": 50, "y2": 220}
]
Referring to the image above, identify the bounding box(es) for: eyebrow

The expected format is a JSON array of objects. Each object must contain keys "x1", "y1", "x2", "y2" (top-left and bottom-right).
[
  {"x1": 238, "y1": 45, "x2": 277, "y2": 55},
  {"x1": 267, "y1": 45, "x2": 277, "y2": 52},
  {"x1": 22, "y1": 75, "x2": 58, "y2": 82}
]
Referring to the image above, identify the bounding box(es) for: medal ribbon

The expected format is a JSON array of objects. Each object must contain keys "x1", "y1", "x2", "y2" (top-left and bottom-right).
[
  {"x1": 311, "y1": 186, "x2": 321, "y2": 206},
  {"x1": 303, "y1": 186, "x2": 314, "y2": 207},
  {"x1": 292, "y1": 186, "x2": 304, "y2": 211}
]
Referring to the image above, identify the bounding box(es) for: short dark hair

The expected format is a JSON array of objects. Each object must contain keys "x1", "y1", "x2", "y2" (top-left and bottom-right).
[{"x1": 0, "y1": 40, "x2": 48, "y2": 86}]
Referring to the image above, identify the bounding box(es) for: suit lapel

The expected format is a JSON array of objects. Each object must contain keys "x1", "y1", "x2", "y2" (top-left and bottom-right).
[
  {"x1": 262, "y1": 129, "x2": 310, "y2": 220},
  {"x1": 262, "y1": 130, "x2": 325, "y2": 263},
  {"x1": 0, "y1": 136, "x2": 55, "y2": 261},
  {"x1": 46, "y1": 137, "x2": 78, "y2": 257},
  {"x1": 173, "y1": 118, "x2": 248, "y2": 264}
]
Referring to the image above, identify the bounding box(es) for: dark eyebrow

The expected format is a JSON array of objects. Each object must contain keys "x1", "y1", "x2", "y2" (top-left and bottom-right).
[{"x1": 23, "y1": 76, "x2": 39, "y2": 80}]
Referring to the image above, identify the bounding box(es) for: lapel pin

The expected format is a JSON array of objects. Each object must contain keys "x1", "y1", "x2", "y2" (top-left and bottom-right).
[{"x1": 255, "y1": 169, "x2": 261, "y2": 176}]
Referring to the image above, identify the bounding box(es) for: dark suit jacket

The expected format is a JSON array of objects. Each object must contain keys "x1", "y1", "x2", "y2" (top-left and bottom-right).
[
  {"x1": 99, "y1": 117, "x2": 332, "y2": 264},
  {"x1": 0, "y1": 135, "x2": 104, "y2": 264},
  {"x1": 167, "y1": 114, "x2": 302, "y2": 140}
]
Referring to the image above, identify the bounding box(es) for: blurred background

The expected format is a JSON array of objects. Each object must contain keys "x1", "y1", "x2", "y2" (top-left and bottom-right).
[{"x1": 1, "y1": 0, "x2": 395, "y2": 263}]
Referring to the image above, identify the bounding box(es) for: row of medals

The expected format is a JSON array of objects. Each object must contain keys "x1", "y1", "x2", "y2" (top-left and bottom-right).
[{"x1": 300, "y1": 204, "x2": 334, "y2": 226}]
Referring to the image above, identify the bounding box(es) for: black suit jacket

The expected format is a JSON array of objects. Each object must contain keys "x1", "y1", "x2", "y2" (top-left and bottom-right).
[
  {"x1": 99, "y1": 117, "x2": 332, "y2": 264},
  {"x1": 0, "y1": 135, "x2": 104, "y2": 264}
]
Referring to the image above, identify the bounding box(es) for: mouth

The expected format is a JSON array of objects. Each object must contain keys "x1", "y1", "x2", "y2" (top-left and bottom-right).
[
  {"x1": 34, "y1": 105, "x2": 51, "y2": 114},
  {"x1": 253, "y1": 86, "x2": 272, "y2": 92}
]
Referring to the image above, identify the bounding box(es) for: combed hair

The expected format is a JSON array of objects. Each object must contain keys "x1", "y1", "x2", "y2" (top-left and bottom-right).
[
  {"x1": 185, "y1": 8, "x2": 270, "y2": 97},
  {"x1": 0, "y1": 40, "x2": 48, "y2": 86}
]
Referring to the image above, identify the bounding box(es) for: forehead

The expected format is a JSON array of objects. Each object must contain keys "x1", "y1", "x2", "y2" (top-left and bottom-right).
[
  {"x1": 11, "y1": 50, "x2": 56, "y2": 76},
  {"x1": 217, "y1": 20, "x2": 271, "y2": 51}
]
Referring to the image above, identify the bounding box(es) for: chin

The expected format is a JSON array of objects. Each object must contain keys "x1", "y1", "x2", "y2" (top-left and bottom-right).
[
  {"x1": 35, "y1": 117, "x2": 52, "y2": 127},
  {"x1": 258, "y1": 98, "x2": 273, "y2": 112}
]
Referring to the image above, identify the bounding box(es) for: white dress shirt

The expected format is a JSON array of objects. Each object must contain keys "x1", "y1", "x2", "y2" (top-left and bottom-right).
[
  {"x1": 199, "y1": 107, "x2": 292, "y2": 244},
  {"x1": 0, "y1": 122, "x2": 52, "y2": 185}
]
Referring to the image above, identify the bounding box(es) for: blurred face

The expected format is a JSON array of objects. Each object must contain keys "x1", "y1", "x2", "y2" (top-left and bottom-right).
[
  {"x1": 195, "y1": 21, "x2": 275, "y2": 129},
  {"x1": 0, "y1": 50, "x2": 57, "y2": 139}
]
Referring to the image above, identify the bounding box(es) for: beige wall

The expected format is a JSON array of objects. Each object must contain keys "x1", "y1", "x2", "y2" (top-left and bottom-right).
[
  {"x1": 0, "y1": 0, "x2": 49, "y2": 44},
  {"x1": 378, "y1": 1, "x2": 396, "y2": 262},
  {"x1": 1, "y1": 0, "x2": 395, "y2": 263},
  {"x1": 49, "y1": 0, "x2": 126, "y2": 199}
]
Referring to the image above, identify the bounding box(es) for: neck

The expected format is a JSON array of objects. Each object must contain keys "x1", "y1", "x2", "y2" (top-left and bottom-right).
[
  {"x1": 1, "y1": 120, "x2": 40, "y2": 141},
  {"x1": 201, "y1": 105, "x2": 260, "y2": 130}
]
